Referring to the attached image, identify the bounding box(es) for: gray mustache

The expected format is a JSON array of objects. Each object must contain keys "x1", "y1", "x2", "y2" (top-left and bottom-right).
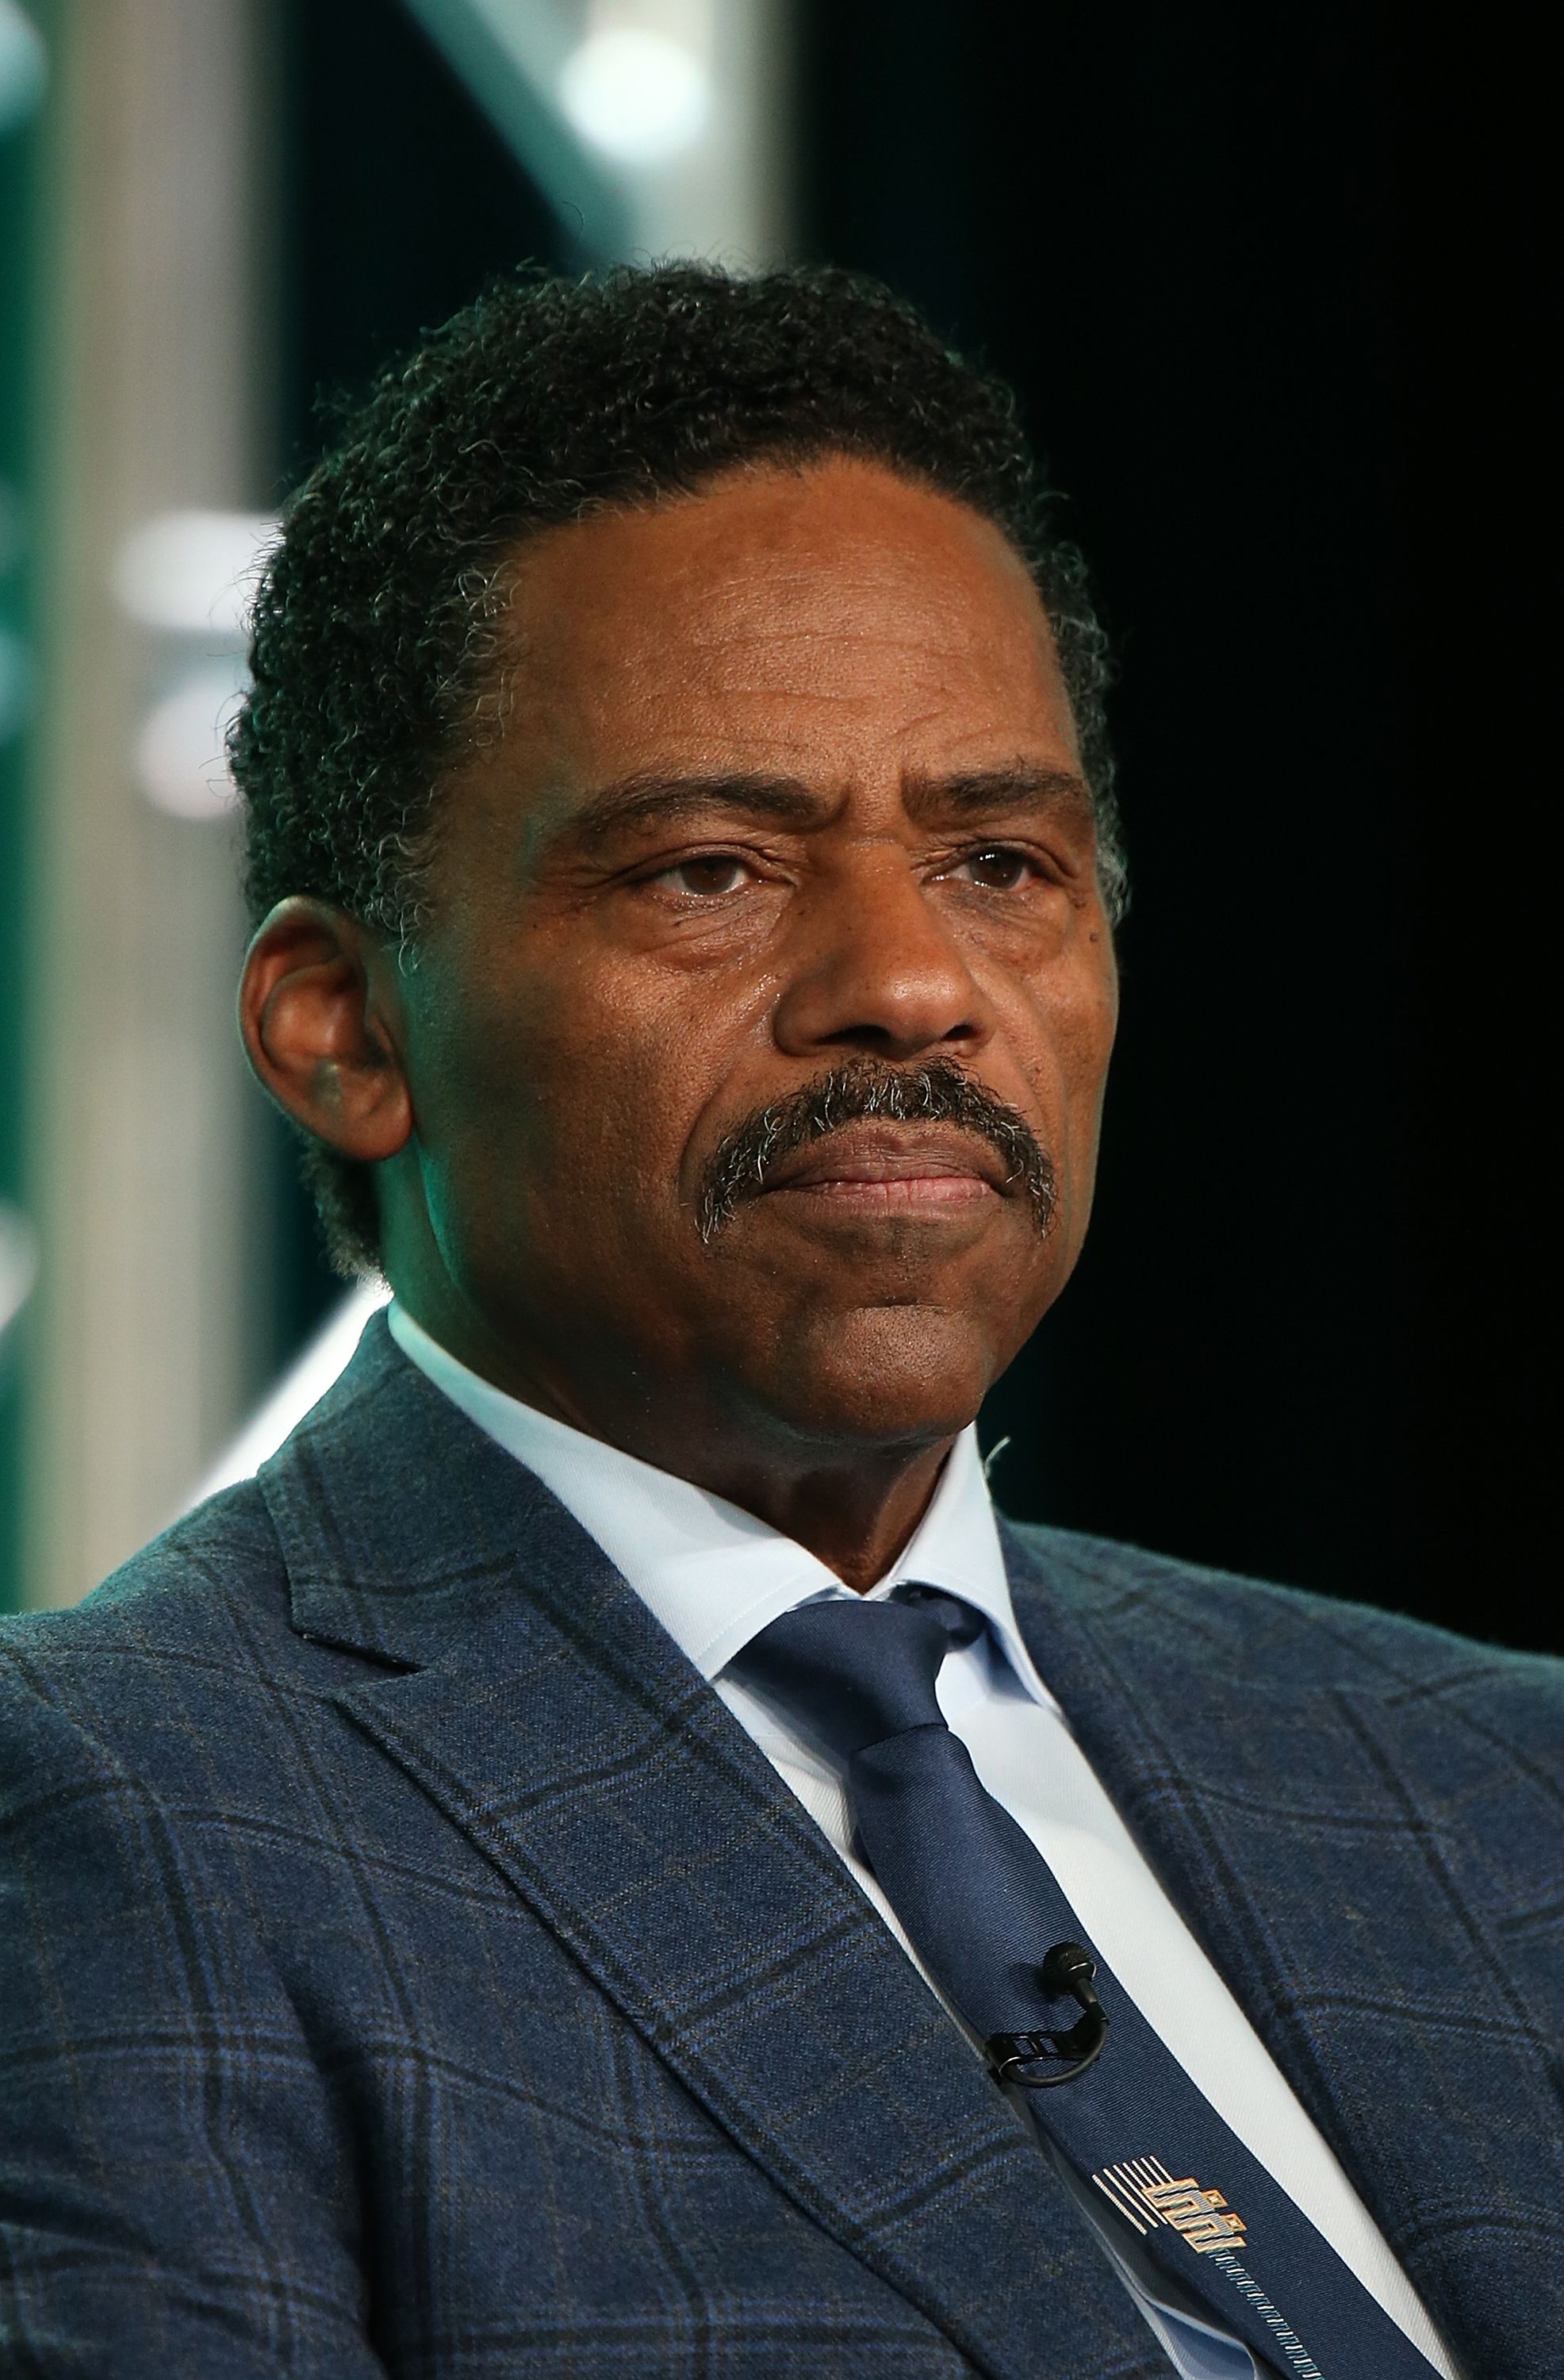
[{"x1": 696, "y1": 1058, "x2": 1057, "y2": 1244}]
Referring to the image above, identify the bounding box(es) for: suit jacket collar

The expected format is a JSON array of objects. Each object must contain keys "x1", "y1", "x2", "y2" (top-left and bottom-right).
[{"x1": 262, "y1": 1316, "x2": 1147, "y2": 2380}]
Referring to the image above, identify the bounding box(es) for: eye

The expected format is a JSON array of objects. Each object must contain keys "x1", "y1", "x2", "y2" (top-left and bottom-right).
[
  {"x1": 951, "y1": 845, "x2": 1037, "y2": 892},
  {"x1": 659, "y1": 854, "x2": 754, "y2": 896}
]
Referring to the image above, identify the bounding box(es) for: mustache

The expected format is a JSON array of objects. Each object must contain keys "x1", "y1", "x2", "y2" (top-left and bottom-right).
[{"x1": 696, "y1": 1058, "x2": 1057, "y2": 1244}]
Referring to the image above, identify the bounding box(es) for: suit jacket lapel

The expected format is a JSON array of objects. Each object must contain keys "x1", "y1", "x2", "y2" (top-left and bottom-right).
[
  {"x1": 1001, "y1": 1519, "x2": 1564, "y2": 2378},
  {"x1": 262, "y1": 1321, "x2": 1149, "y2": 2380}
]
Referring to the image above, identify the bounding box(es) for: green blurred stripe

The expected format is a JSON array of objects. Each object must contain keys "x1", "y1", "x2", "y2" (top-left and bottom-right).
[{"x1": 0, "y1": 0, "x2": 53, "y2": 1610}]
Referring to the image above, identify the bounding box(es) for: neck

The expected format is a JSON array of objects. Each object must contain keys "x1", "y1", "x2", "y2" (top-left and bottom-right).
[
  {"x1": 687, "y1": 1438, "x2": 959, "y2": 1592},
  {"x1": 393, "y1": 1290, "x2": 959, "y2": 1594}
]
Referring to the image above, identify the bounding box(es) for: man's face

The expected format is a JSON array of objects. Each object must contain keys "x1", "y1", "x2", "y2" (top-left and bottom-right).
[{"x1": 386, "y1": 457, "x2": 1118, "y2": 1463}]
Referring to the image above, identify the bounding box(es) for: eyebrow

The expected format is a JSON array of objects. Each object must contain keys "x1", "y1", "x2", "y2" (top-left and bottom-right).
[
  {"x1": 564, "y1": 761, "x2": 1094, "y2": 847},
  {"x1": 569, "y1": 772, "x2": 823, "y2": 846},
  {"x1": 903, "y1": 764, "x2": 1094, "y2": 822}
]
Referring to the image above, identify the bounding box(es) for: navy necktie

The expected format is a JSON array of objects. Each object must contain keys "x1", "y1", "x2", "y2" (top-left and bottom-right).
[{"x1": 733, "y1": 1589, "x2": 1440, "y2": 2380}]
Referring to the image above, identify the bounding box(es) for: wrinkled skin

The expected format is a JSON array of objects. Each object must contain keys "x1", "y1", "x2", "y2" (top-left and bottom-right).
[{"x1": 240, "y1": 459, "x2": 1119, "y2": 1585}]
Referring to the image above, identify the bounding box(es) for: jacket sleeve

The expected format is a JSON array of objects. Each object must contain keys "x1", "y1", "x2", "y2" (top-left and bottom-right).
[{"x1": 0, "y1": 1649, "x2": 389, "y2": 2378}]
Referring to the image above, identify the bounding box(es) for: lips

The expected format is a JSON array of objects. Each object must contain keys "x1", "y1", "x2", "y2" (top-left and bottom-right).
[{"x1": 758, "y1": 1123, "x2": 1011, "y2": 1198}]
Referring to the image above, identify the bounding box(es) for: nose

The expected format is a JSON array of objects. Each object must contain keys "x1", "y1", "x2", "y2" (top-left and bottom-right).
[{"x1": 770, "y1": 848, "x2": 992, "y2": 1063}]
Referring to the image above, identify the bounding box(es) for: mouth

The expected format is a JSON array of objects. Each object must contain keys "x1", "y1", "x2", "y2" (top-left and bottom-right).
[
  {"x1": 696, "y1": 1057, "x2": 1058, "y2": 1243},
  {"x1": 757, "y1": 1124, "x2": 1011, "y2": 1213}
]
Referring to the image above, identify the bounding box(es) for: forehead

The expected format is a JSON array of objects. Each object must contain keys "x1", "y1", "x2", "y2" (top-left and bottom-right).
[{"x1": 488, "y1": 456, "x2": 1079, "y2": 785}]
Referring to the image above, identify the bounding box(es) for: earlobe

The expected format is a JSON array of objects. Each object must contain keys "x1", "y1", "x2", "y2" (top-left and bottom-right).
[{"x1": 238, "y1": 897, "x2": 413, "y2": 1165}]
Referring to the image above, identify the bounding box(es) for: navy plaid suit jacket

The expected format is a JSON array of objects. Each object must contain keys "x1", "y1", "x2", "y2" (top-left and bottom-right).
[{"x1": 2, "y1": 1314, "x2": 1561, "y2": 2378}]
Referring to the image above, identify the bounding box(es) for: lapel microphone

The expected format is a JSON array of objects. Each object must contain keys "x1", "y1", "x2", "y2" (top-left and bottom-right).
[{"x1": 985, "y1": 1942, "x2": 1110, "y2": 2089}]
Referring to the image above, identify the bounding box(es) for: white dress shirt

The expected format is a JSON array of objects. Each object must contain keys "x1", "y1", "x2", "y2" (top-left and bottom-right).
[{"x1": 388, "y1": 1303, "x2": 1456, "y2": 2380}]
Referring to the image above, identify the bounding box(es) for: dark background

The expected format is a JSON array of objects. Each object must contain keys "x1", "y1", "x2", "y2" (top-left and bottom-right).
[{"x1": 274, "y1": 0, "x2": 1556, "y2": 1652}]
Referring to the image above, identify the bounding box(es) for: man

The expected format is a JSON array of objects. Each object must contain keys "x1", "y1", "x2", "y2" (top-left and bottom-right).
[{"x1": 0, "y1": 265, "x2": 1558, "y2": 2379}]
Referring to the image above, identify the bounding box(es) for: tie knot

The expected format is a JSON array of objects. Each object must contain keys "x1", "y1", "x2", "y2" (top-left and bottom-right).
[{"x1": 731, "y1": 1588, "x2": 979, "y2": 1760}]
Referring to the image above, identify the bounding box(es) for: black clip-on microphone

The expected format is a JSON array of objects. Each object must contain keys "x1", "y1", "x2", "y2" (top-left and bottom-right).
[{"x1": 985, "y1": 1941, "x2": 1110, "y2": 2089}]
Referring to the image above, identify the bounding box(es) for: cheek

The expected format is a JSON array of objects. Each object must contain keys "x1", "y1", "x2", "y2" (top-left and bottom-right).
[
  {"x1": 1066, "y1": 965, "x2": 1118, "y2": 1107},
  {"x1": 416, "y1": 950, "x2": 722, "y2": 1228},
  {"x1": 1056, "y1": 983, "x2": 1117, "y2": 1215},
  {"x1": 1010, "y1": 965, "x2": 1117, "y2": 1186}
]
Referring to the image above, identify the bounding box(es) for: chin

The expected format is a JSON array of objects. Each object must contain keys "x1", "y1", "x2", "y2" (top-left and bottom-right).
[{"x1": 753, "y1": 1302, "x2": 1014, "y2": 1449}]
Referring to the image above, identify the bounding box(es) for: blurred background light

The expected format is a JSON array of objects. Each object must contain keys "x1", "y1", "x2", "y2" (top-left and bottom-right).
[
  {"x1": 0, "y1": 1201, "x2": 37, "y2": 1342},
  {"x1": 0, "y1": 0, "x2": 45, "y2": 137},
  {"x1": 558, "y1": 26, "x2": 710, "y2": 164},
  {"x1": 133, "y1": 665, "x2": 245, "y2": 820},
  {"x1": 112, "y1": 507, "x2": 278, "y2": 637},
  {"x1": 184, "y1": 1279, "x2": 392, "y2": 1510}
]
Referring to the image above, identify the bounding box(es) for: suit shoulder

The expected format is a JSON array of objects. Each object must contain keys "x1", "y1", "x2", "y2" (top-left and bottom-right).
[
  {"x1": 0, "y1": 1476, "x2": 293, "y2": 1709},
  {"x1": 1000, "y1": 1514, "x2": 1564, "y2": 1702}
]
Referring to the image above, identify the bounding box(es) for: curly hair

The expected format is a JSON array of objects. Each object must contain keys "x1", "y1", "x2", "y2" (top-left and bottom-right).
[{"x1": 232, "y1": 262, "x2": 1124, "y2": 1277}]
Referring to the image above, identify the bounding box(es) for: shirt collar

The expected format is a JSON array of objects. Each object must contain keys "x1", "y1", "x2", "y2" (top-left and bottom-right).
[{"x1": 386, "y1": 1300, "x2": 1057, "y2": 1712}]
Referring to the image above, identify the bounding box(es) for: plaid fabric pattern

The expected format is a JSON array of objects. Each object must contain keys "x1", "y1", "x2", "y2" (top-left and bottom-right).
[{"x1": 2, "y1": 1315, "x2": 1559, "y2": 2378}]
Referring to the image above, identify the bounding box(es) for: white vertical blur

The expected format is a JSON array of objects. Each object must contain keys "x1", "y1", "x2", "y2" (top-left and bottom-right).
[{"x1": 22, "y1": 0, "x2": 271, "y2": 1605}]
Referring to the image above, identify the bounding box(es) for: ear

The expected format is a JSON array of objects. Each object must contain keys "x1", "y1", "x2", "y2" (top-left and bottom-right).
[{"x1": 238, "y1": 897, "x2": 412, "y2": 1164}]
